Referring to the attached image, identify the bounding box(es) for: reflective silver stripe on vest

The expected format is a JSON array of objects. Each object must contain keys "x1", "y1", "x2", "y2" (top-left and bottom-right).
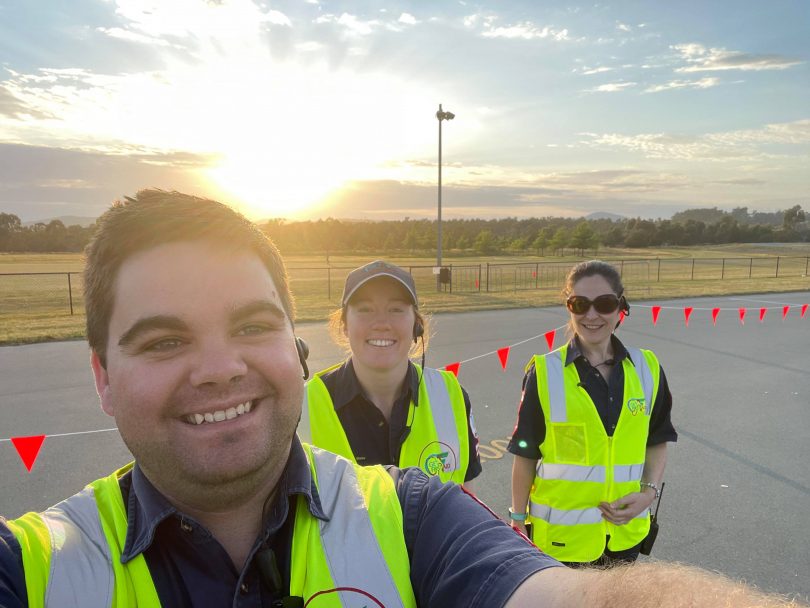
[
  {"x1": 613, "y1": 463, "x2": 645, "y2": 483},
  {"x1": 39, "y1": 486, "x2": 114, "y2": 608},
  {"x1": 311, "y1": 448, "x2": 405, "y2": 608},
  {"x1": 536, "y1": 463, "x2": 606, "y2": 483},
  {"x1": 299, "y1": 389, "x2": 312, "y2": 444},
  {"x1": 529, "y1": 502, "x2": 603, "y2": 526},
  {"x1": 530, "y1": 502, "x2": 649, "y2": 525},
  {"x1": 545, "y1": 351, "x2": 567, "y2": 423},
  {"x1": 627, "y1": 348, "x2": 654, "y2": 415},
  {"x1": 422, "y1": 368, "x2": 461, "y2": 470}
]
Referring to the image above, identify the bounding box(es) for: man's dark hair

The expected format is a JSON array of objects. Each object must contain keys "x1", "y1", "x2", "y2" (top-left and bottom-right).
[{"x1": 84, "y1": 189, "x2": 295, "y2": 366}]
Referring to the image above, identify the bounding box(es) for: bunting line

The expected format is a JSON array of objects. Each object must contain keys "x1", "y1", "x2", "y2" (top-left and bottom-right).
[{"x1": 0, "y1": 427, "x2": 119, "y2": 443}]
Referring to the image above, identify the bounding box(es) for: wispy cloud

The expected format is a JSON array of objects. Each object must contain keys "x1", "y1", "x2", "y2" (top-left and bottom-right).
[
  {"x1": 578, "y1": 66, "x2": 614, "y2": 75},
  {"x1": 586, "y1": 82, "x2": 637, "y2": 93},
  {"x1": 673, "y1": 43, "x2": 803, "y2": 72},
  {"x1": 644, "y1": 77, "x2": 720, "y2": 93},
  {"x1": 481, "y1": 21, "x2": 570, "y2": 41},
  {"x1": 582, "y1": 119, "x2": 810, "y2": 160},
  {"x1": 315, "y1": 13, "x2": 381, "y2": 36}
]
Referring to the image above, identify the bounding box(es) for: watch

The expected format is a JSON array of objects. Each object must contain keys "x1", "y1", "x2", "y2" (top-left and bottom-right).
[{"x1": 640, "y1": 481, "x2": 661, "y2": 499}]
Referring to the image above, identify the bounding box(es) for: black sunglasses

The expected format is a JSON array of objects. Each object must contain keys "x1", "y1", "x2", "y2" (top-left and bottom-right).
[{"x1": 566, "y1": 294, "x2": 623, "y2": 315}]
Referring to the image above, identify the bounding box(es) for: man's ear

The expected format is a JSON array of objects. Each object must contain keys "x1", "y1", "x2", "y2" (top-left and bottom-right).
[{"x1": 90, "y1": 350, "x2": 115, "y2": 417}]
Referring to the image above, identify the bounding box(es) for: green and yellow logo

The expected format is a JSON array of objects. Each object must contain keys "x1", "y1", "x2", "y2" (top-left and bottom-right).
[
  {"x1": 626, "y1": 398, "x2": 646, "y2": 416},
  {"x1": 424, "y1": 452, "x2": 449, "y2": 476}
]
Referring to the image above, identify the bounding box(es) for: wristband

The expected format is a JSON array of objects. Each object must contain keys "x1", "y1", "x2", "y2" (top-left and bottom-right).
[
  {"x1": 508, "y1": 508, "x2": 527, "y2": 522},
  {"x1": 640, "y1": 481, "x2": 661, "y2": 499}
]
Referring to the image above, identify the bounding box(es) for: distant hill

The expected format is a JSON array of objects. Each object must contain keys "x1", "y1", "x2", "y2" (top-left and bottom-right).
[
  {"x1": 22, "y1": 215, "x2": 97, "y2": 228},
  {"x1": 585, "y1": 211, "x2": 625, "y2": 221}
]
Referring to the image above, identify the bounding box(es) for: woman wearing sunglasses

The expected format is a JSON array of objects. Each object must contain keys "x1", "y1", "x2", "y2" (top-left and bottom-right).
[
  {"x1": 301, "y1": 260, "x2": 482, "y2": 491},
  {"x1": 508, "y1": 260, "x2": 677, "y2": 566}
]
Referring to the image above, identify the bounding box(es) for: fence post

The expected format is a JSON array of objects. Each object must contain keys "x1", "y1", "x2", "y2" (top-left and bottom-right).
[
  {"x1": 67, "y1": 273, "x2": 74, "y2": 316},
  {"x1": 805, "y1": 256, "x2": 809, "y2": 277},
  {"x1": 327, "y1": 267, "x2": 331, "y2": 301},
  {"x1": 775, "y1": 256, "x2": 780, "y2": 278},
  {"x1": 657, "y1": 258, "x2": 661, "y2": 282},
  {"x1": 535, "y1": 262, "x2": 539, "y2": 289},
  {"x1": 449, "y1": 264, "x2": 453, "y2": 294},
  {"x1": 749, "y1": 258, "x2": 753, "y2": 279},
  {"x1": 690, "y1": 258, "x2": 695, "y2": 280},
  {"x1": 514, "y1": 266, "x2": 517, "y2": 292},
  {"x1": 721, "y1": 258, "x2": 725, "y2": 280},
  {"x1": 478, "y1": 264, "x2": 482, "y2": 292},
  {"x1": 486, "y1": 263, "x2": 490, "y2": 292}
]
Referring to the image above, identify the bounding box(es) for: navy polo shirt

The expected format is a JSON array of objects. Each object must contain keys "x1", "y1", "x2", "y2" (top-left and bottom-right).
[
  {"x1": 319, "y1": 359, "x2": 483, "y2": 482},
  {"x1": 1, "y1": 437, "x2": 559, "y2": 608},
  {"x1": 508, "y1": 335, "x2": 678, "y2": 460}
]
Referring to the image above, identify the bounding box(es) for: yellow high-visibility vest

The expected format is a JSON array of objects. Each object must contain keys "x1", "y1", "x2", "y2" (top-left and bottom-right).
[
  {"x1": 526, "y1": 345, "x2": 660, "y2": 563},
  {"x1": 303, "y1": 362, "x2": 470, "y2": 484},
  {"x1": 7, "y1": 445, "x2": 416, "y2": 607}
]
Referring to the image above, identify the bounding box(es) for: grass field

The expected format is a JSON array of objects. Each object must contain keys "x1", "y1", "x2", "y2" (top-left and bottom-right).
[{"x1": 2, "y1": 245, "x2": 809, "y2": 345}]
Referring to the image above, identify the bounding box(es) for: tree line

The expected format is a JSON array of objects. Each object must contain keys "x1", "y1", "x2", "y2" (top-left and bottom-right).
[{"x1": 1, "y1": 205, "x2": 806, "y2": 255}]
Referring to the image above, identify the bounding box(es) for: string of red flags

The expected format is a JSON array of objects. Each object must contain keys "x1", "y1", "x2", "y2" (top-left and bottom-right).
[
  {"x1": 1, "y1": 428, "x2": 118, "y2": 473},
  {"x1": 645, "y1": 302, "x2": 807, "y2": 326},
  {"x1": 4, "y1": 299, "x2": 808, "y2": 473},
  {"x1": 444, "y1": 300, "x2": 808, "y2": 377}
]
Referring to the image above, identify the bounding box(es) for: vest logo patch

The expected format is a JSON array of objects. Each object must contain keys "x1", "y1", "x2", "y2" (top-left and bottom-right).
[
  {"x1": 626, "y1": 397, "x2": 646, "y2": 416},
  {"x1": 418, "y1": 441, "x2": 458, "y2": 477}
]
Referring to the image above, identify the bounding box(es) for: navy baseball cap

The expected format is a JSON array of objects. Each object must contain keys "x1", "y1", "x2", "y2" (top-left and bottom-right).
[{"x1": 342, "y1": 260, "x2": 418, "y2": 307}]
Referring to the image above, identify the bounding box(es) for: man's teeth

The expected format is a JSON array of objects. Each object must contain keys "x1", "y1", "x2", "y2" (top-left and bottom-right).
[
  {"x1": 187, "y1": 401, "x2": 253, "y2": 425},
  {"x1": 368, "y1": 339, "x2": 395, "y2": 347}
]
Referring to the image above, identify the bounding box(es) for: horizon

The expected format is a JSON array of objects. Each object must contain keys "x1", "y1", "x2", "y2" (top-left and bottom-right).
[{"x1": 1, "y1": 1, "x2": 808, "y2": 223}]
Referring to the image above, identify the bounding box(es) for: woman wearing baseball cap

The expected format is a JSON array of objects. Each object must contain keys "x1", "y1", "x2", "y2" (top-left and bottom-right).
[{"x1": 302, "y1": 260, "x2": 481, "y2": 490}]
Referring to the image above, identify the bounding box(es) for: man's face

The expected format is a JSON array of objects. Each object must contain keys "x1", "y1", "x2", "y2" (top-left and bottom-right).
[{"x1": 91, "y1": 241, "x2": 303, "y2": 500}]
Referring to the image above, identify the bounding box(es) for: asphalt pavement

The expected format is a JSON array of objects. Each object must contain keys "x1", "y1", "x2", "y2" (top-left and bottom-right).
[{"x1": 1, "y1": 291, "x2": 808, "y2": 600}]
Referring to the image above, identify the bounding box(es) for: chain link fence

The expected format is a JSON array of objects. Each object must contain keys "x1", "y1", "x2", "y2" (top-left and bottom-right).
[{"x1": 2, "y1": 256, "x2": 808, "y2": 316}]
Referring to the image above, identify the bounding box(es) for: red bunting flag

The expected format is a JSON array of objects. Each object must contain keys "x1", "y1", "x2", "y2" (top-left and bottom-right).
[
  {"x1": 651, "y1": 306, "x2": 661, "y2": 326},
  {"x1": 683, "y1": 307, "x2": 693, "y2": 327},
  {"x1": 802, "y1": 304, "x2": 808, "y2": 318},
  {"x1": 532, "y1": 270, "x2": 537, "y2": 278},
  {"x1": 497, "y1": 346, "x2": 510, "y2": 370},
  {"x1": 712, "y1": 308, "x2": 720, "y2": 325},
  {"x1": 11, "y1": 435, "x2": 46, "y2": 472},
  {"x1": 445, "y1": 362, "x2": 460, "y2": 377},
  {"x1": 738, "y1": 308, "x2": 747, "y2": 325},
  {"x1": 544, "y1": 329, "x2": 556, "y2": 351},
  {"x1": 474, "y1": 279, "x2": 479, "y2": 289},
  {"x1": 782, "y1": 306, "x2": 790, "y2": 320},
  {"x1": 759, "y1": 308, "x2": 767, "y2": 322}
]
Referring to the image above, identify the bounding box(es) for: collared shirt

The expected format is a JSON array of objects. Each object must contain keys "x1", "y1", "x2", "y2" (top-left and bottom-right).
[
  {"x1": 1, "y1": 437, "x2": 558, "y2": 608},
  {"x1": 507, "y1": 335, "x2": 678, "y2": 460},
  {"x1": 319, "y1": 359, "x2": 483, "y2": 482}
]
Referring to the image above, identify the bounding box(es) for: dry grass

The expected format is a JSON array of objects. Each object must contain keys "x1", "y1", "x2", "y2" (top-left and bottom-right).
[{"x1": 1, "y1": 249, "x2": 808, "y2": 345}]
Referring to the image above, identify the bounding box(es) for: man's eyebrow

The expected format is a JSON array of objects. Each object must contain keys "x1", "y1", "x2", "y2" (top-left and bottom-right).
[
  {"x1": 230, "y1": 300, "x2": 287, "y2": 324},
  {"x1": 118, "y1": 316, "x2": 189, "y2": 347}
]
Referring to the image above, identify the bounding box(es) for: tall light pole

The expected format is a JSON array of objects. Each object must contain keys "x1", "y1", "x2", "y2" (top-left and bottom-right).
[{"x1": 436, "y1": 103, "x2": 455, "y2": 289}]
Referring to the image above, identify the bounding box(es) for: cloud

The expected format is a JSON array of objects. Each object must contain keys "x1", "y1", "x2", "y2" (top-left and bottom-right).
[
  {"x1": 398, "y1": 13, "x2": 418, "y2": 25},
  {"x1": 96, "y1": 26, "x2": 172, "y2": 46},
  {"x1": 316, "y1": 13, "x2": 380, "y2": 35},
  {"x1": 481, "y1": 22, "x2": 570, "y2": 41},
  {"x1": 672, "y1": 43, "x2": 803, "y2": 72},
  {"x1": 582, "y1": 119, "x2": 810, "y2": 161},
  {"x1": 644, "y1": 77, "x2": 720, "y2": 93},
  {"x1": 580, "y1": 66, "x2": 614, "y2": 75},
  {"x1": 295, "y1": 41, "x2": 324, "y2": 52},
  {"x1": 586, "y1": 82, "x2": 637, "y2": 93},
  {"x1": 616, "y1": 22, "x2": 631, "y2": 32}
]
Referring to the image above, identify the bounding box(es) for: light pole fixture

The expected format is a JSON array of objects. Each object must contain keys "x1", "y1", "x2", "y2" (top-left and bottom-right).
[{"x1": 436, "y1": 103, "x2": 455, "y2": 289}]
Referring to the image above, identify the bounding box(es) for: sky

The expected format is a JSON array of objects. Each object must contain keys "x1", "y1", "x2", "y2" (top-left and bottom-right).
[{"x1": 1, "y1": 0, "x2": 808, "y2": 223}]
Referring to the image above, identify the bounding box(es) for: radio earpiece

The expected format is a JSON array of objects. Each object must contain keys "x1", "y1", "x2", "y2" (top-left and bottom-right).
[{"x1": 295, "y1": 337, "x2": 310, "y2": 380}]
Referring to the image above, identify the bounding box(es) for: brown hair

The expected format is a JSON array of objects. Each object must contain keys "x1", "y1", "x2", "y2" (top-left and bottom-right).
[
  {"x1": 84, "y1": 189, "x2": 295, "y2": 367},
  {"x1": 562, "y1": 260, "x2": 625, "y2": 338},
  {"x1": 327, "y1": 307, "x2": 430, "y2": 358}
]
